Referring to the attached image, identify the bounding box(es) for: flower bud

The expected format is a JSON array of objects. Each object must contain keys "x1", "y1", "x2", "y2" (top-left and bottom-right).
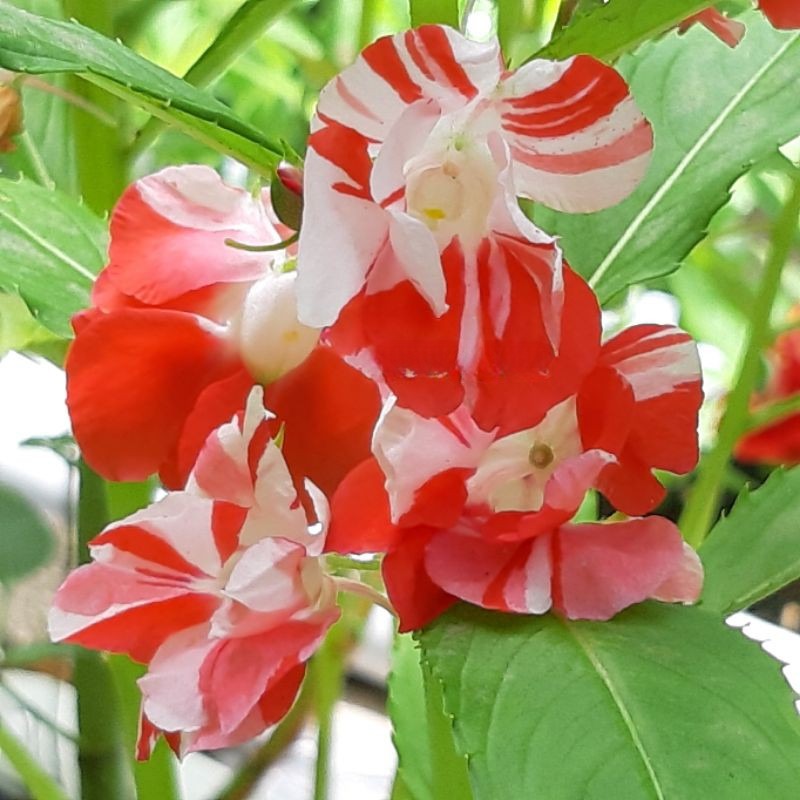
[
  {"x1": 236, "y1": 271, "x2": 320, "y2": 383},
  {"x1": 272, "y1": 163, "x2": 304, "y2": 230},
  {"x1": 0, "y1": 85, "x2": 22, "y2": 153}
]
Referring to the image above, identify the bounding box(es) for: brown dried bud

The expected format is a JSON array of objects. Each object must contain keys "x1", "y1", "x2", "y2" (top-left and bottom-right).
[{"x1": 0, "y1": 85, "x2": 22, "y2": 153}]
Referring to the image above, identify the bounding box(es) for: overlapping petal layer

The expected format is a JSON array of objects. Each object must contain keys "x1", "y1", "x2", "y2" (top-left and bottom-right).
[
  {"x1": 298, "y1": 24, "x2": 652, "y2": 416},
  {"x1": 50, "y1": 391, "x2": 339, "y2": 754},
  {"x1": 67, "y1": 165, "x2": 379, "y2": 490}
]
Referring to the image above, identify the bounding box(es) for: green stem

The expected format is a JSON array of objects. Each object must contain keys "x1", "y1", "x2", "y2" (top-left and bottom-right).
[
  {"x1": 108, "y1": 654, "x2": 179, "y2": 800},
  {"x1": 0, "y1": 720, "x2": 71, "y2": 800},
  {"x1": 131, "y1": 0, "x2": 298, "y2": 157},
  {"x1": 309, "y1": 625, "x2": 347, "y2": 800},
  {"x1": 498, "y1": 0, "x2": 562, "y2": 68},
  {"x1": 75, "y1": 461, "x2": 136, "y2": 800},
  {"x1": 680, "y1": 172, "x2": 800, "y2": 548}
]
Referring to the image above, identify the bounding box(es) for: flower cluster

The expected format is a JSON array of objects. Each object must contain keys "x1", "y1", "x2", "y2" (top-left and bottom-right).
[{"x1": 51, "y1": 25, "x2": 705, "y2": 754}]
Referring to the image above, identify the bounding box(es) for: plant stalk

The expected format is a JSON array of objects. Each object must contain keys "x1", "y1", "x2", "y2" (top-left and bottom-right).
[{"x1": 680, "y1": 171, "x2": 800, "y2": 547}]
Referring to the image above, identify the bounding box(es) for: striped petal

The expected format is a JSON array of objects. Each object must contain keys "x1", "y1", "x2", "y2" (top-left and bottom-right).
[
  {"x1": 315, "y1": 26, "x2": 501, "y2": 142},
  {"x1": 499, "y1": 55, "x2": 653, "y2": 212},
  {"x1": 598, "y1": 325, "x2": 702, "y2": 474},
  {"x1": 106, "y1": 165, "x2": 278, "y2": 307}
]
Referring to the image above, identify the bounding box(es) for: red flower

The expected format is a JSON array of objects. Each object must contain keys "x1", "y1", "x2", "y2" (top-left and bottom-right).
[
  {"x1": 50, "y1": 390, "x2": 339, "y2": 755},
  {"x1": 296, "y1": 24, "x2": 652, "y2": 417},
  {"x1": 328, "y1": 274, "x2": 704, "y2": 631},
  {"x1": 67, "y1": 165, "x2": 380, "y2": 493},
  {"x1": 679, "y1": 10, "x2": 746, "y2": 47},
  {"x1": 736, "y1": 325, "x2": 800, "y2": 464},
  {"x1": 681, "y1": 2, "x2": 800, "y2": 48},
  {"x1": 759, "y1": 0, "x2": 800, "y2": 29}
]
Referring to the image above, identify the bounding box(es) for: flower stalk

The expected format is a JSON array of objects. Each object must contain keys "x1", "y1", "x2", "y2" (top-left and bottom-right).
[{"x1": 680, "y1": 168, "x2": 800, "y2": 548}]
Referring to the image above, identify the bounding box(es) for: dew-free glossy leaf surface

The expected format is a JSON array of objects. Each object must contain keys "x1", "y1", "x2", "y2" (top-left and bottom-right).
[
  {"x1": 0, "y1": 2, "x2": 283, "y2": 175},
  {"x1": 421, "y1": 602, "x2": 800, "y2": 800},
  {"x1": 0, "y1": 177, "x2": 105, "y2": 337},
  {"x1": 701, "y1": 467, "x2": 800, "y2": 614}
]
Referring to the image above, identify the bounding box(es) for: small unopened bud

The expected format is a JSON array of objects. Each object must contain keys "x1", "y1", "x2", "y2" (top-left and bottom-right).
[
  {"x1": 272, "y1": 163, "x2": 304, "y2": 230},
  {"x1": 0, "y1": 85, "x2": 22, "y2": 153},
  {"x1": 237, "y1": 271, "x2": 319, "y2": 383}
]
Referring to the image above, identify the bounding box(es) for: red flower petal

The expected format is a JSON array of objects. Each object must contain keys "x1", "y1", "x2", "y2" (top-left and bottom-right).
[
  {"x1": 326, "y1": 458, "x2": 399, "y2": 554},
  {"x1": 599, "y1": 325, "x2": 702, "y2": 475},
  {"x1": 384, "y1": 528, "x2": 457, "y2": 632},
  {"x1": 67, "y1": 309, "x2": 242, "y2": 483},
  {"x1": 264, "y1": 347, "x2": 381, "y2": 497},
  {"x1": 759, "y1": 0, "x2": 800, "y2": 29},
  {"x1": 160, "y1": 368, "x2": 253, "y2": 490}
]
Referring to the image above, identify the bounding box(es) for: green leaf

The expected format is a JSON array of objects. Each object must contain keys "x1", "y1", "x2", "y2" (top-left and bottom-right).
[
  {"x1": 534, "y1": 16, "x2": 800, "y2": 305},
  {"x1": 700, "y1": 467, "x2": 800, "y2": 614},
  {"x1": 0, "y1": 482, "x2": 55, "y2": 584},
  {"x1": 540, "y1": 0, "x2": 712, "y2": 62},
  {"x1": 388, "y1": 633, "x2": 472, "y2": 800},
  {"x1": 410, "y1": 0, "x2": 459, "y2": 27},
  {"x1": 0, "y1": 720, "x2": 71, "y2": 800},
  {"x1": 0, "y1": 176, "x2": 106, "y2": 338},
  {"x1": 0, "y1": 2, "x2": 283, "y2": 176},
  {"x1": 2, "y1": 0, "x2": 77, "y2": 194},
  {"x1": 421, "y1": 603, "x2": 800, "y2": 800},
  {"x1": 0, "y1": 292, "x2": 68, "y2": 363},
  {"x1": 132, "y1": 0, "x2": 301, "y2": 156}
]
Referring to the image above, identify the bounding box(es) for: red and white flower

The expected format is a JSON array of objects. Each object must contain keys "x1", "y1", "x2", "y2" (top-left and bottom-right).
[
  {"x1": 50, "y1": 389, "x2": 339, "y2": 755},
  {"x1": 327, "y1": 297, "x2": 704, "y2": 630},
  {"x1": 67, "y1": 165, "x2": 380, "y2": 493},
  {"x1": 297, "y1": 25, "x2": 653, "y2": 416}
]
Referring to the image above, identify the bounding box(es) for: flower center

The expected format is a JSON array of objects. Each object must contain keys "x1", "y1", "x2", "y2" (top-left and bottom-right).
[
  {"x1": 528, "y1": 442, "x2": 555, "y2": 469},
  {"x1": 403, "y1": 141, "x2": 497, "y2": 249},
  {"x1": 406, "y1": 161, "x2": 465, "y2": 227}
]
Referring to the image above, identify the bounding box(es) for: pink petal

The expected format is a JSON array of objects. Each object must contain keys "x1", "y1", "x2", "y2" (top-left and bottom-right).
[
  {"x1": 372, "y1": 399, "x2": 492, "y2": 523},
  {"x1": 50, "y1": 566, "x2": 218, "y2": 663},
  {"x1": 106, "y1": 166, "x2": 275, "y2": 306},
  {"x1": 199, "y1": 615, "x2": 337, "y2": 735},
  {"x1": 554, "y1": 517, "x2": 688, "y2": 620},
  {"x1": 500, "y1": 55, "x2": 653, "y2": 213},
  {"x1": 652, "y1": 542, "x2": 704, "y2": 604},
  {"x1": 139, "y1": 625, "x2": 214, "y2": 732},
  {"x1": 160, "y1": 367, "x2": 253, "y2": 490},
  {"x1": 425, "y1": 528, "x2": 553, "y2": 615},
  {"x1": 681, "y1": 10, "x2": 746, "y2": 47}
]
